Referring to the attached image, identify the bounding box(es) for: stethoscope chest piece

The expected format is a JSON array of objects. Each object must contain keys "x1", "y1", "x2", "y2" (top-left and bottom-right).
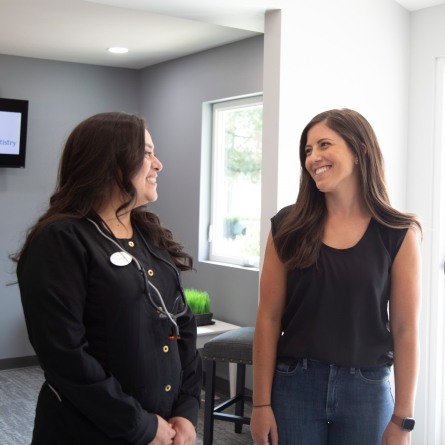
[{"x1": 110, "y1": 251, "x2": 133, "y2": 267}]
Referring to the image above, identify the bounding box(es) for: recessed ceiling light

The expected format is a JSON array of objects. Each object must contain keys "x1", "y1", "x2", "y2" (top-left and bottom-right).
[{"x1": 107, "y1": 47, "x2": 129, "y2": 54}]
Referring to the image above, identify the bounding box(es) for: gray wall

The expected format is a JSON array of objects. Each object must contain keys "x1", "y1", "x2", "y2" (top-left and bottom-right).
[
  {"x1": 0, "y1": 55, "x2": 140, "y2": 360},
  {"x1": 0, "y1": 36, "x2": 263, "y2": 363},
  {"x1": 139, "y1": 36, "x2": 263, "y2": 328}
]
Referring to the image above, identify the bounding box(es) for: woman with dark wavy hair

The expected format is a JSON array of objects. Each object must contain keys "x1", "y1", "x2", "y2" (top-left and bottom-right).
[
  {"x1": 13, "y1": 112, "x2": 201, "y2": 445},
  {"x1": 251, "y1": 109, "x2": 422, "y2": 445}
]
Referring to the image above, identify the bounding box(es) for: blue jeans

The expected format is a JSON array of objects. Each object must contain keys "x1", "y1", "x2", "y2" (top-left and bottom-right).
[{"x1": 271, "y1": 359, "x2": 394, "y2": 445}]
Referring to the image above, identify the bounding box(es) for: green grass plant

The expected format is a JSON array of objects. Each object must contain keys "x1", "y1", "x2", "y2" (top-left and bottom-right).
[{"x1": 184, "y1": 288, "x2": 211, "y2": 314}]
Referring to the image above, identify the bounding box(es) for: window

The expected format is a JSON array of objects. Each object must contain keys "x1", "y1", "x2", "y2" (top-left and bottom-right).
[{"x1": 208, "y1": 95, "x2": 263, "y2": 268}]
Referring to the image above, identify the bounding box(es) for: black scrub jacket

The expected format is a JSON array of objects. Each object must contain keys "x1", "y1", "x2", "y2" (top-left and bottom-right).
[{"x1": 17, "y1": 216, "x2": 202, "y2": 445}]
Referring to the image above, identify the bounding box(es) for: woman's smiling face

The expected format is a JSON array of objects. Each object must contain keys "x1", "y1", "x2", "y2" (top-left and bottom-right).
[
  {"x1": 304, "y1": 122, "x2": 358, "y2": 194},
  {"x1": 131, "y1": 129, "x2": 163, "y2": 207}
]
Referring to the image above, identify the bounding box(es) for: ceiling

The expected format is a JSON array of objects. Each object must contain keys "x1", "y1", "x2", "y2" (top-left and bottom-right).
[{"x1": 0, "y1": 0, "x2": 444, "y2": 70}]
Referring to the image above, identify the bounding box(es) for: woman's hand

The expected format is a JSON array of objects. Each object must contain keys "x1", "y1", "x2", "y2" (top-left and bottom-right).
[
  {"x1": 381, "y1": 421, "x2": 411, "y2": 445},
  {"x1": 169, "y1": 416, "x2": 197, "y2": 445},
  {"x1": 148, "y1": 415, "x2": 176, "y2": 445},
  {"x1": 251, "y1": 405, "x2": 278, "y2": 445}
]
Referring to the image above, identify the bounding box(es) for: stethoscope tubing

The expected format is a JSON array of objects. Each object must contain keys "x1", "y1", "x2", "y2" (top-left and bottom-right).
[{"x1": 87, "y1": 218, "x2": 187, "y2": 337}]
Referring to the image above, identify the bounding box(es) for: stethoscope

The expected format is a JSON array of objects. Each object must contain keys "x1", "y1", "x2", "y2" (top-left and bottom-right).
[{"x1": 87, "y1": 218, "x2": 188, "y2": 340}]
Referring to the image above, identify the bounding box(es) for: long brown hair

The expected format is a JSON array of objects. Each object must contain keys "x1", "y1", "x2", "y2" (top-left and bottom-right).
[
  {"x1": 274, "y1": 108, "x2": 422, "y2": 269},
  {"x1": 12, "y1": 111, "x2": 193, "y2": 270}
]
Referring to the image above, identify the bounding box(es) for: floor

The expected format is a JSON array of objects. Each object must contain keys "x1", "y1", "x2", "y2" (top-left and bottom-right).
[
  {"x1": 197, "y1": 389, "x2": 253, "y2": 445},
  {"x1": 0, "y1": 365, "x2": 253, "y2": 445}
]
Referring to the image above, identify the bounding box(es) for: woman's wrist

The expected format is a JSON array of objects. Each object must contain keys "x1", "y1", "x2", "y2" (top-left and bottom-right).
[{"x1": 252, "y1": 403, "x2": 271, "y2": 408}]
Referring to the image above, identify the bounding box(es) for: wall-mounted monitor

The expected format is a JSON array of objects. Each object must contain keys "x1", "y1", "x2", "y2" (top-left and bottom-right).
[{"x1": 0, "y1": 98, "x2": 29, "y2": 168}]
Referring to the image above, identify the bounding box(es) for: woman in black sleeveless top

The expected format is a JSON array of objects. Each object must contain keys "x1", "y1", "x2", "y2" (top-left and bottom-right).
[{"x1": 251, "y1": 109, "x2": 422, "y2": 445}]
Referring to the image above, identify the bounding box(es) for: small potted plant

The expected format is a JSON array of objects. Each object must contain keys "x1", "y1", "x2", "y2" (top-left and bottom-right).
[{"x1": 184, "y1": 288, "x2": 213, "y2": 326}]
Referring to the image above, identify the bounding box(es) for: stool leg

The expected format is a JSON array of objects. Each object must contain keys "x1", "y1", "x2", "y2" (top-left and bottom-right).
[
  {"x1": 204, "y1": 359, "x2": 216, "y2": 445},
  {"x1": 234, "y1": 363, "x2": 246, "y2": 433}
]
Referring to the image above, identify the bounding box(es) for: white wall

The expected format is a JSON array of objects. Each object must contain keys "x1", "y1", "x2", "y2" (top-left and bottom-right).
[
  {"x1": 261, "y1": 0, "x2": 410, "y2": 265},
  {"x1": 408, "y1": 5, "x2": 445, "y2": 444},
  {"x1": 262, "y1": 0, "x2": 411, "y2": 272},
  {"x1": 264, "y1": 0, "x2": 410, "y2": 214}
]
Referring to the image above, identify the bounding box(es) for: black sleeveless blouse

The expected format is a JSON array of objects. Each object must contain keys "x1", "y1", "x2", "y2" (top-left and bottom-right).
[{"x1": 271, "y1": 205, "x2": 407, "y2": 368}]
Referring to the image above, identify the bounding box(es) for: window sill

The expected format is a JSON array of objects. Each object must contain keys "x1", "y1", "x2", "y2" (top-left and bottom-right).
[{"x1": 199, "y1": 259, "x2": 259, "y2": 272}]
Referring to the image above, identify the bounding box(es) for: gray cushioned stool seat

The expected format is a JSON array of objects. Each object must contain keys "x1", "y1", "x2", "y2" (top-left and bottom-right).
[
  {"x1": 203, "y1": 326, "x2": 254, "y2": 364},
  {"x1": 203, "y1": 326, "x2": 254, "y2": 445}
]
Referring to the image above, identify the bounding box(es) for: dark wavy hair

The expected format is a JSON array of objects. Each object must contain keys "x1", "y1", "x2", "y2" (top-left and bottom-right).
[
  {"x1": 12, "y1": 111, "x2": 193, "y2": 270},
  {"x1": 274, "y1": 108, "x2": 422, "y2": 269}
]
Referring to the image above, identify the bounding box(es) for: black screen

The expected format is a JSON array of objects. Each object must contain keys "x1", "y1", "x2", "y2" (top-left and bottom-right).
[{"x1": 0, "y1": 98, "x2": 29, "y2": 168}]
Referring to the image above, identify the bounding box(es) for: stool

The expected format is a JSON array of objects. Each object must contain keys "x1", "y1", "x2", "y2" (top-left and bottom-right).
[{"x1": 202, "y1": 326, "x2": 254, "y2": 445}]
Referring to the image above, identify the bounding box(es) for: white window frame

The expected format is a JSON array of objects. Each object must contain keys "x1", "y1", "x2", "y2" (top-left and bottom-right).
[{"x1": 208, "y1": 94, "x2": 263, "y2": 268}]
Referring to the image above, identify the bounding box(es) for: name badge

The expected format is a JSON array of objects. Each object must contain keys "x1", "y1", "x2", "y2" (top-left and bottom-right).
[{"x1": 110, "y1": 251, "x2": 132, "y2": 267}]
